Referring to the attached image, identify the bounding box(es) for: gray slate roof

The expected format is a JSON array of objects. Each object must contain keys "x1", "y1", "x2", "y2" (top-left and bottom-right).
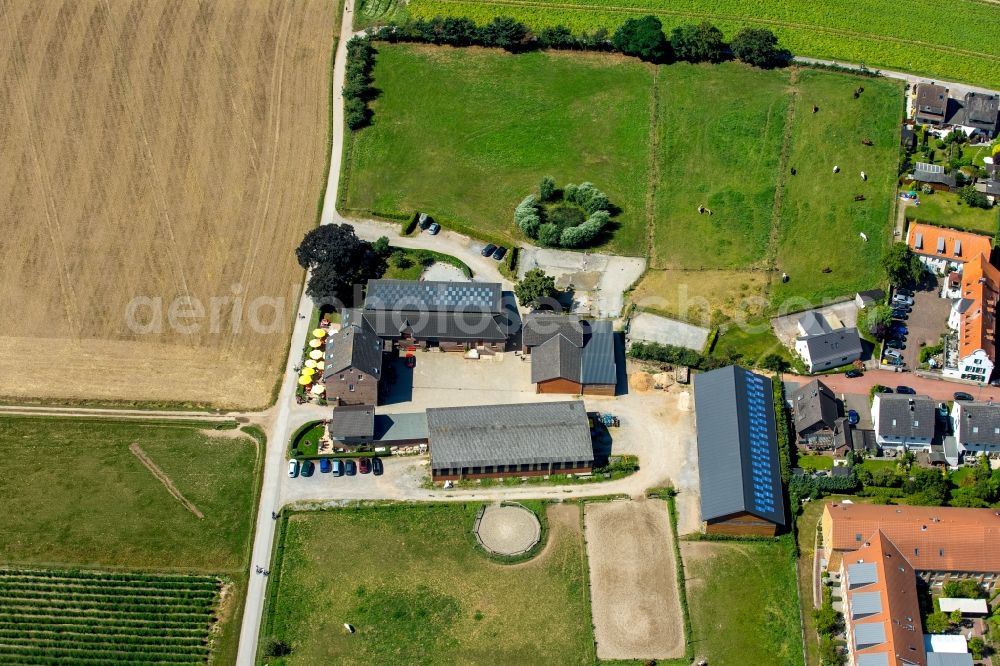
[
  {"x1": 328, "y1": 405, "x2": 375, "y2": 439},
  {"x1": 532, "y1": 334, "x2": 581, "y2": 383},
  {"x1": 365, "y1": 279, "x2": 501, "y2": 313},
  {"x1": 426, "y1": 401, "x2": 593, "y2": 470},
  {"x1": 581, "y1": 320, "x2": 616, "y2": 385},
  {"x1": 373, "y1": 412, "x2": 428, "y2": 443},
  {"x1": 956, "y1": 401, "x2": 1000, "y2": 446},
  {"x1": 693, "y1": 366, "x2": 786, "y2": 526},
  {"x1": 961, "y1": 92, "x2": 999, "y2": 132},
  {"x1": 791, "y1": 379, "x2": 839, "y2": 434},
  {"x1": 798, "y1": 311, "x2": 832, "y2": 336},
  {"x1": 522, "y1": 313, "x2": 584, "y2": 347},
  {"x1": 323, "y1": 323, "x2": 383, "y2": 381},
  {"x1": 800, "y1": 327, "x2": 863, "y2": 368},
  {"x1": 913, "y1": 163, "x2": 957, "y2": 186},
  {"x1": 877, "y1": 395, "x2": 936, "y2": 440},
  {"x1": 857, "y1": 289, "x2": 886, "y2": 305},
  {"x1": 530, "y1": 319, "x2": 616, "y2": 386}
]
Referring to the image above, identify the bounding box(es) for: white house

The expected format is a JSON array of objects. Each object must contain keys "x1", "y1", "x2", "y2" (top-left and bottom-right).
[
  {"x1": 942, "y1": 253, "x2": 998, "y2": 382},
  {"x1": 872, "y1": 394, "x2": 936, "y2": 450},
  {"x1": 794, "y1": 312, "x2": 862, "y2": 373},
  {"x1": 951, "y1": 401, "x2": 1000, "y2": 454}
]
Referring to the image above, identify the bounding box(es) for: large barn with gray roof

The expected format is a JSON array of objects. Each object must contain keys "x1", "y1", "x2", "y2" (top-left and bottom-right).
[
  {"x1": 523, "y1": 313, "x2": 617, "y2": 395},
  {"x1": 694, "y1": 365, "x2": 786, "y2": 536}
]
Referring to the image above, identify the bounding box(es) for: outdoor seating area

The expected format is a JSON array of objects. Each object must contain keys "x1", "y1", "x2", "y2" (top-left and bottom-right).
[{"x1": 295, "y1": 317, "x2": 338, "y2": 404}]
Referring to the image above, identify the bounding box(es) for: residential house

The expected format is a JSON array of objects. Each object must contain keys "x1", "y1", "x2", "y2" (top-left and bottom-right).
[
  {"x1": 905, "y1": 223, "x2": 992, "y2": 275},
  {"x1": 326, "y1": 405, "x2": 375, "y2": 447},
  {"x1": 950, "y1": 400, "x2": 1000, "y2": 454},
  {"x1": 856, "y1": 289, "x2": 887, "y2": 309},
  {"x1": 822, "y1": 503, "x2": 1000, "y2": 592},
  {"x1": 358, "y1": 279, "x2": 513, "y2": 352},
  {"x1": 694, "y1": 366, "x2": 786, "y2": 536},
  {"x1": 958, "y1": 92, "x2": 999, "y2": 138},
  {"x1": 913, "y1": 83, "x2": 948, "y2": 125},
  {"x1": 872, "y1": 394, "x2": 936, "y2": 450},
  {"x1": 943, "y1": 253, "x2": 998, "y2": 382},
  {"x1": 839, "y1": 531, "x2": 926, "y2": 666},
  {"x1": 426, "y1": 401, "x2": 593, "y2": 481},
  {"x1": 791, "y1": 379, "x2": 840, "y2": 448},
  {"x1": 910, "y1": 163, "x2": 957, "y2": 190},
  {"x1": 322, "y1": 321, "x2": 384, "y2": 406},
  {"x1": 794, "y1": 311, "x2": 863, "y2": 373},
  {"x1": 523, "y1": 314, "x2": 617, "y2": 395}
]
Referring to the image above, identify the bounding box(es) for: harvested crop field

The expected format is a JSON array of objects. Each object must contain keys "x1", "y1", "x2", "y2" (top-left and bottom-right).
[
  {"x1": 0, "y1": 0, "x2": 338, "y2": 408},
  {"x1": 584, "y1": 499, "x2": 684, "y2": 660}
]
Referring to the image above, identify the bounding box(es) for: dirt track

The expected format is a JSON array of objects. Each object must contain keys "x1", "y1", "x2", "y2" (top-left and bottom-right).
[
  {"x1": 129, "y1": 443, "x2": 204, "y2": 518},
  {"x1": 584, "y1": 499, "x2": 684, "y2": 660},
  {"x1": 0, "y1": 0, "x2": 336, "y2": 408}
]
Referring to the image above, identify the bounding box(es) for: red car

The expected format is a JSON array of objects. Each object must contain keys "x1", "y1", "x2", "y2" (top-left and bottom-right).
[
  {"x1": 404, "y1": 355, "x2": 416, "y2": 369},
  {"x1": 358, "y1": 457, "x2": 372, "y2": 474}
]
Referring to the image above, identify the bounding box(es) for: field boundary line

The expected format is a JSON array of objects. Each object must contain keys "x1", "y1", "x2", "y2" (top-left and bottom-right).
[
  {"x1": 129, "y1": 443, "x2": 205, "y2": 519},
  {"x1": 763, "y1": 68, "x2": 800, "y2": 299},
  {"x1": 643, "y1": 66, "x2": 660, "y2": 266},
  {"x1": 422, "y1": 0, "x2": 1000, "y2": 64}
]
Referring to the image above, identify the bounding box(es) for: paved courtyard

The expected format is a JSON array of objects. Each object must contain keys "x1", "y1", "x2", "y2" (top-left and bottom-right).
[
  {"x1": 518, "y1": 247, "x2": 646, "y2": 318},
  {"x1": 628, "y1": 312, "x2": 710, "y2": 351},
  {"x1": 896, "y1": 284, "x2": 951, "y2": 370}
]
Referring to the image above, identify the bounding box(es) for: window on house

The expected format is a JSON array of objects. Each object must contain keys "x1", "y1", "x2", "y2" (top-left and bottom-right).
[{"x1": 349, "y1": 385, "x2": 355, "y2": 392}]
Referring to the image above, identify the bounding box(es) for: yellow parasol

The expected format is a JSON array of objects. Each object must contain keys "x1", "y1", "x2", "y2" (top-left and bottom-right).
[
  {"x1": 309, "y1": 339, "x2": 322, "y2": 348},
  {"x1": 304, "y1": 359, "x2": 317, "y2": 368},
  {"x1": 298, "y1": 375, "x2": 311, "y2": 386},
  {"x1": 311, "y1": 384, "x2": 326, "y2": 396},
  {"x1": 309, "y1": 349, "x2": 324, "y2": 360},
  {"x1": 313, "y1": 328, "x2": 327, "y2": 338},
  {"x1": 301, "y1": 367, "x2": 316, "y2": 377}
]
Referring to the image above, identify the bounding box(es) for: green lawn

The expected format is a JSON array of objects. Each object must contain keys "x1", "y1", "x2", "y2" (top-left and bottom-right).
[
  {"x1": 343, "y1": 44, "x2": 654, "y2": 255},
  {"x1": 798, "y1": 454, "x2": 834, "y2": 471},
  {"x1": 905, "y1": 191, "x2": 998, "y2": 235},
  {"x1": 262, "y1": 503, "x2": 593, "y2": 665},
  {"x1": 771, "y1": 69, "x2": 902, "y2": 306},
  {"x1": 712, "y1": 319, "x2": 796, "y2": 368},
  {"x1": 684, "y1": 537, "x2": 803, "y2": 666},
  {"x1": 653, "y1": 63, "x2": 790, "y2": 270},
  {"x1": 383, "y1": 247, "x2": 472, "y2": 280}
]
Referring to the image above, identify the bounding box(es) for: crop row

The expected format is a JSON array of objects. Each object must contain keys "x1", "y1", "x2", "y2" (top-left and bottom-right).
[
  {"x1": 0, "y1": 574, "x2": 219, "y2": 593},
  {"x1": 0, "y1": 619, "x2": 206, "y2": 637},
  {"x1": 0, "y1": 658, "x2": 198, "y2": 666},
  {"x1": 0, "y1": 582, "x2": 216, "y2": 602},
  {"x1": 0, "y1": 639, "x2": 208, "y2": 655},
  {"x1": 0, "y1": 643, "x2": 206, "y2": 663},
  {"x1": 0, "y1": 599, "x2": 213, "y2": 618},
  {"x1": 0, "y1": 587, "x2": 216, "y2": 606},
  {"x1": 404, "y1": 0, "x2": 1000, "y2": 88},
  {"x1": 1, "y1": 609, "x2": 212, "y2": 628},
  {"x1": 0, "y1": 568, "x2": 219, "y2": 586},
  {"x1": 0, "y1": 628, "x2": 208, "y2": 648}
]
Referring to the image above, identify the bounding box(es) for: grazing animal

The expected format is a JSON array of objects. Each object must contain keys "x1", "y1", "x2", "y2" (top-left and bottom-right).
[
  {"x1": 862, "y1": 138, "x2": 873, "y2": 146},
  {"x1": 790, "y1": 167, "x2": 797, "y2": 176},
  {"x1": 813, "y1": 105, "x2": 819, "y2": 113},
  {"x1": 861, "y1": 171, "x2": 867, "y2": 181},
  {"x1": 833, "y1": 165, "x2": 840, "y2": 173}
]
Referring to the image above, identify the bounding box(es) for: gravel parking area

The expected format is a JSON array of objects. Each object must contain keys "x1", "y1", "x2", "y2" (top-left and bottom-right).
[
  {"x1": 629, "y1": 312, "x2": 709, "y2": 351},
  {"x1": 585, "y1": 499, "x2": 684, "y2": 660},
  {"x1": 475, "y1": 504, "x2": 540, "y2": 556},
  {"x1": 518, "y1": 247, "x2": 645, "y2": 318},
  {"x1": 771, "y1": 300, "x2": 859, "y2": 348},
  {"x1": 421, "y1": 262, "x2": 469, "y2": 282}
]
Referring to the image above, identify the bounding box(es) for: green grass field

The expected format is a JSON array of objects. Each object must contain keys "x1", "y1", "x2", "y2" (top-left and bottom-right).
[
  {"x1": 262, "y1": 503, "x2": 593, "y2": 665},
  {"x1": 684, "y1": 538, "x2": 803, "y2": 666},
  {"x1": 382, "y1": 247, "x2": 473, "y2": 280},
  {"x1": 401, "y1": 0, "x2": 1000, "y2": 88},
  {"x1": 904, "y1": 192, "x2": 999, "y2": 236}
]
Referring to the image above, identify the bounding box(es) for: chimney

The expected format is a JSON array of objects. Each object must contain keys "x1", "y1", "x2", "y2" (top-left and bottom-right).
[{"x1": 909, "y1": 398, "x2": 915, "y2": 410}]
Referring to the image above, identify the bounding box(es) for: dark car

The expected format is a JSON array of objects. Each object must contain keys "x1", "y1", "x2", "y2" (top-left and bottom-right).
[
  {"x1": 358, "y1": 457, "x2": 372, "y2": 474},
  {"x1": 847, "y1": 409, "x2": 860, "y2": 425},
  {"x1": 372, "y1": 457, "x2": 384, "y2": 476},
  {"x1": 300, "y1": 460, "x2": 315, "y2": 477},
  {"x1": 890, "y1": 324, "x2": 908, "y2": 335},
  {"x1": 481, "y1": 243, "x2": 498, "y2": 257},
  {"x1": 954, "y1": 392, "x2": 974, "y2": 401},
  {"x1": 418, "y1": 213, "x2": 432, "y2": 230},
  {"x1": 404, "y1": 354, "x2": 416, "y2": 369},
  {"x1": 427, "y1": 222, "x2": 441, "y2": 235},
  {"x1": 891, "y1": 310, "x2": 908, "y2": 320},
  {"x1": 845, "y1": 369, "x2": 863, "y2": 378},
  {"x1": 319, "y1": 458, "x2": 332, "y2": 474},
  {"x1": 345, "y1": 460, "x2": 357, "y2": 476},
  {"x1": 874, "y1": 385, "x2": 893, "y2": 393},
  {"x1": 896, "y1": 287, "x2": 914, "y2": 297},
  {"x1": 332, "y1": 459, "x2": 345, "y2": 477},
  {"x1": 896, "y1": 385, "x2": 916, "y2": 395},
  {"x1": 885, "y1": 339, "x2": 905, "y2": 350},
  {"x1": 492, "y1": 246, "x2": 507, "y2": 261}
]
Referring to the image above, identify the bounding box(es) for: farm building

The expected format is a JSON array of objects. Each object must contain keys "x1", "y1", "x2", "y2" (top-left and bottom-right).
[
  {"x1": 322, "y1": 321, "x2": 384, "y2": 406},
  {"x1": 693, "y1": 366, "x2": 786, "y2": 536},
  {"x1": 822, "y1": 503, "x2": 1000, "y2": 591},
  {"x1": 523, "y1": 313, "x2": 617, "y2": 395},
  {"x1": 358, "y1": 279, "x2": 514, "y2": 352},
  {"x1": 327, "y1": 405, "x2": 375, "y2": 446},
  {"x1": 426, "y1": 401, "x2": 593, "y2": 481}
]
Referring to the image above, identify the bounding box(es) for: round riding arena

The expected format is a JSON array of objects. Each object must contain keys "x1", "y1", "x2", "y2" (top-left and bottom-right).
[{"x1": 475, "y1": 504, "x2": 541, "y2": 556}]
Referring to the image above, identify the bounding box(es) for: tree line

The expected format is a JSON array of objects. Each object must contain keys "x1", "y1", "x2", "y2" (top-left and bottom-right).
[{"x1": 370, "y1": 16, "x2": 790, "y2": 68}]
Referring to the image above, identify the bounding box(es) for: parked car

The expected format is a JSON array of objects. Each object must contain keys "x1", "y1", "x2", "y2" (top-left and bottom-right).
[
  {"x1": 891, "y1": 310, "x2": 908, "y2": 320},
  {"x1": 954, "y1": 392, "x2": 974, "y2": 401},
  {"x1": 320, "y1": 458, "x2": 331, "y2": 474},
  {"x1": 884, "y1": 349, "x2": 903, "y2": 360},
  {"x1": 345, "y1": 460, "x2": 357, "y2": 476},
  {"x1": 372, "y1": 457, "x2": 384, "y2": 476},
  {"x1": 427, "y1": 222, "x2": 441, "y2": 235},
  {"x1": 845, "y1": 369, "x2": 863, "y2": 378},
  {"x1": 481, "y1": 243, "x2": 498, "y2": 257},
  {"x1": 492, "y1": 246, "x2": 507, "y2": 261},
  {"x1": 358, "y1": 457, "x2": 372, "y2": 474},
  {"x1": 885, "y1": 339, "x2": 905, "y2": 350},
  {"x1": 332, "y1": 459, "x2": 345, "y2": 477},
  {"x1": 847, "y1": 409, "x2": 860, "y2": 425},
  {"x1": 892, "y1": 294, "x2": 914, "y2": 306},
  {"x1": 896, "y1": 385, "x2": 916, "y2": 395},
  {"x1": 874, "y1": 386, "x2": 893, "y2": 393},
  {"x1": 288, "y1": 459, "x2": 299, "y2": 478},
  {"x1": 404, "y1": 354, "x2": 416, "y2": 369},
  {"x1": 896, "y1": 287, "x2": 914, "y2": 297},
  {"x1": 301, "y1": 460, "x2": 315, "y2": 477},
  {"x1": 890, "y1": 324, "x2": 908, "y2": 335},
  {"x1": 418, "y1": 213, "x2": 432, "y2": 230}
]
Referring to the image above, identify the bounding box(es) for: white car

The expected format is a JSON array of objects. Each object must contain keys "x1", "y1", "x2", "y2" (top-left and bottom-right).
[
  {"x1": 892, "y1": 294, "x2": 913, "y2": 306},
  {"x1": 884, "y1": 349, "x2": 902, "y2": 360},
  {"x1": 288, "y1": 459, "x2": 299, "y2": 478}
]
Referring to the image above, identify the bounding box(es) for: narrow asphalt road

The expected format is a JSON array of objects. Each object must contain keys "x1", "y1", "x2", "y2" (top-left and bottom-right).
[
  {"x1": 793, "y1": 57, "x2": 1000, "y2": 99},
  {"x1": 784, "y1": 369, "x2": 992, "y2": 401}
]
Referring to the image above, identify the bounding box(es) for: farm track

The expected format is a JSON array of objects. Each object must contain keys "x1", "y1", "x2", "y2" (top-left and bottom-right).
[
  {"x1": 763, "y1": 67, "x2": 800, "y2": 296},
  {"x1": 643, "y1": 66, "x2": 660, "y2": 261},
  {"x1": 130, "y1": 442, "x2": 206, "y2": 518},
  {"x1": 424, "y1": 0, "x2": 1000, "y2": 63}
]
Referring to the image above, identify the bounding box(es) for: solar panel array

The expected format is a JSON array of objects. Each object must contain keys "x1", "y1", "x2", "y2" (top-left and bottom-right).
[
  {"x1": 743, "y1": 370, "x2": 776, "y2": 516},
  {"x1": 366, "y1": 280, "x2": 499, "y2": 312}
]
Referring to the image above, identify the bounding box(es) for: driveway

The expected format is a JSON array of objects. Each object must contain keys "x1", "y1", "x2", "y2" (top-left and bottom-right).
[
  {"x1": 772, "y1": 300, "x2": 859, "y2": 349},
  {"x1": 518, "y1": 247, "x2": 646, "y2": 318},
  {"x1": 628, "y1": 312, "x2": 709, "y2": 352},
  {"x1": 894, "y1": 285, "x2": 950, "y2": 370},
  {"x1": 785, "y1": 369, "x2": 986, "y2": 402}
]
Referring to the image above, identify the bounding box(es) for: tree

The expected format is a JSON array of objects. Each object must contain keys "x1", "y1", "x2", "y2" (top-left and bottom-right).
[
  {"x1": 477, "y1": 16, "x2": 529, "y2": 51},
  {"x1": 515, "y1": 268, "x2": 557, "y2": 307},
  {"x1": 760, "y1": 353, "x2": 789, "y2": 372},
  {"x1": 263, "y1": 637, "x2": 292, "y2": 657},
  {"x1": 538, "y1": 223, "x2": 562, "y2": 247},
  {"x1": 818, "y1": 635, "x2": 845, "y2": 665},
  {"x1": 371, "y1": 236, "x2": 391, "y2": 258},
  {"x1": 958, "y1": 185, "x2": 991, "y2": 209},
  {"x1": 968, "y1": 636, "x2": 985, "y2": 660},
  {"x1": 295, "y1": 224, "x2": 385, "y2": 304},
  {"x1": 539, "y1": 175, "x2": 557, "y2": 202},
  {"x1": 612, "y1": 15, "x2": 670, "y2": 62},
  {"x1": 730, "y1": 27, "x2": 782, "y2": 67},
  {"x1": 670, "y1": 22, "x2": 725, "y2": 63},
  {"x1": 861, "y1": 304, "x2": 893, "y2": 339},
  {"x1": 881, "y1": 243, "x2": 925, "y2": 286},
  {"x1": 813, "y1": 604, "x2": 840, "y2": 636},
  {"x1": 924, "y1": 611, "x2": 951, "y2": 634},
  {"x1": 538, "y1": 25, "x2": 576, "y2": 49},
  {"x1": 559, "y1": 210, "x2": 609, "y2": 248}
]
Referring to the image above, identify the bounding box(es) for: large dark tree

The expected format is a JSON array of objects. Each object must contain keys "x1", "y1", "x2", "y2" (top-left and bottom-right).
[
  {"x1": 611, "y1": 15, "x2": 670, "y2": 62},
  {"x1": 515, "y1": 268, "x2": 558, "y2": 307},
  {"x1": 296, "y1": 224, "x2": 386, "y2": 305},
  {"x1": 477, "y1": 16, "x2": 529, "y2": 52},
  {"x1": 730, "y1": 27, "x2": 782, "y2": 67},
  {"x1": 670, "y1": 21, "x2": 725, "y2": 63},
  {"x1": 881, "y1": 243, "x2": 925, "y2": 287}
]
